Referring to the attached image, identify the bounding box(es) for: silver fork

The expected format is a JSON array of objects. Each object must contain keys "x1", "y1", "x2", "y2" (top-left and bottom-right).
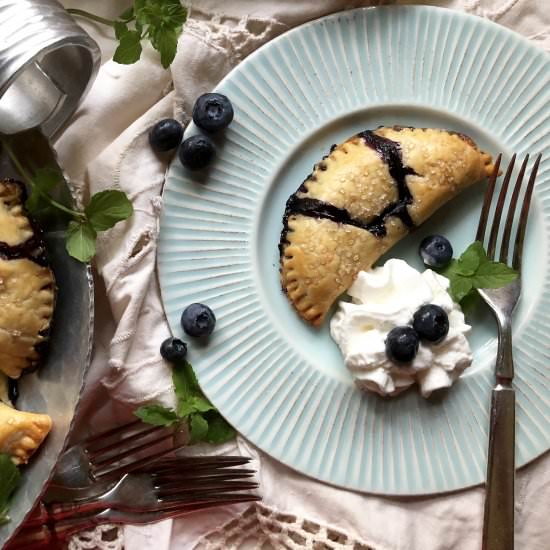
[
  {"x1": 14, "y1": 456, "x2": 260, "y2": 549},
  {"x1": 29, "y1": 456, "x2": 257, "y2": 522},
  {"x1": 51, "y1": 418, "x2": 187, "y2": 489},
  {"x1": 12, "y1": 497, "x2": 261, "y2": 549},
  {"x1": 477, "y1": 153, "x2": 542, "y2": 550}
]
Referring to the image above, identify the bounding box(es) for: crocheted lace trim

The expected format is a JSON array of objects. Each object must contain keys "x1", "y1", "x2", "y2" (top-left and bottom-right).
[{"x1": 193, "y1": 503, "x2": 377, "y2": 550}]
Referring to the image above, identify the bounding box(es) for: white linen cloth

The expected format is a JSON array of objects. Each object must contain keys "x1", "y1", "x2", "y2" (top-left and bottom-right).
[{"x1": 54, "y1": 1, "x2": 550, "y2": 548}]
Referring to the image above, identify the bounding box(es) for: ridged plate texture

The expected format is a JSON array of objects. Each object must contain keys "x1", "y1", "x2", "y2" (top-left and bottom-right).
[{"x1": 158, "y1": 6, "x2": 550, "y2": 494}]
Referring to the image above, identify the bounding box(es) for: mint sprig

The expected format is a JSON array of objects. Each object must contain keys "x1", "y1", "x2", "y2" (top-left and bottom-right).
[
  {"x1": 440, "y1": 241, "x2": 518, "y2": 304},
  {"x1": 134, "y1": 361, "x2": 236, "y2": 445},
  {"x1": 135, "y1": 404, "x2": 179, "y2": 426},
  {"x1": 68, "y1": 1, "x2": 188, "y2": 69},
  {"x1": 0, "y1": 454, "x2": 20, "y2": 525},
  {"x1": 1, "y1": 139, "x2": 133, "y2": 263}
]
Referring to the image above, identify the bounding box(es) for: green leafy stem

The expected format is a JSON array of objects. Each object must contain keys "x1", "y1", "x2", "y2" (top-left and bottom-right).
[
  {"x1": 135, "y1": 361, "x2": 236, "y2": 445},
  {"x1": 0, "y1": 453, "x2": 20, "y2": 525},
  {"x1": 439, "y1": 241, "x2": 518, "y2": 308},
  {"x1": 67, "y1": 0, "x2": 188, "y2": 68},
  {"x1": 2, "y1": 138, "x2": 133, "y2": 263}
]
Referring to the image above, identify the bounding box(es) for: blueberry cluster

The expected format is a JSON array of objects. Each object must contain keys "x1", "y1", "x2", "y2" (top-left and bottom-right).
[
  {"x1": 148, "y1": 93, "x2": 234, "y2": 171},
  {"x1": 385, "y1": 304, "x2": 449, "y2": 363},
  {"x1": 159, "y1": 303, "x2": 216, "y2": 365}
]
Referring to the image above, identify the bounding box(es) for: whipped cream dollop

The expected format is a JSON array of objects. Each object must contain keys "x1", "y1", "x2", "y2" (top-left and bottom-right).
[{"x1": 330, "y1": 259, "x2": 472, "y2": 398}]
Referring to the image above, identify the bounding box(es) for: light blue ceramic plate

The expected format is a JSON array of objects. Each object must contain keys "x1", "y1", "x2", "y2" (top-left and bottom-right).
[{"x1": 158, "y1": 6, "x2": 550, "y2": 494}]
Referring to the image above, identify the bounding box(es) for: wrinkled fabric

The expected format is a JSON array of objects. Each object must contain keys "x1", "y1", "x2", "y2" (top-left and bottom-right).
[{"x1": 55, "y1": 1, "x2": 550, "y2": 549}]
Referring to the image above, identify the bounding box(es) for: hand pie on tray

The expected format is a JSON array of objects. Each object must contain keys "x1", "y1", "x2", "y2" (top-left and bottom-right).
[
  {"x1": 0, "y1": 402, "x2": 52, "y2": 464},
  {"x1": 279, "y1": 127, "x2": 495, "y2": 326},
  {"x1": 0, "y1": 179, "x2": 56, "y2": 378}
]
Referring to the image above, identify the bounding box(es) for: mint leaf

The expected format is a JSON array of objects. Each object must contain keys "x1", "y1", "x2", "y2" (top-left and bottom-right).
[
  {"x1": 439, "y1": 258, "x2": 457, "y2": 277},
  {"x1": 0, "y1": 510, "x2": 8, "y2": 525},
  {"x1": 473, "y1": 241, "x2": 488, "y2": 262},
  {"x1": 178, "y1": 398, "x2": 195, "y2": 417},
  {"x1": 172, "y1": 361, "x2": 201, "y2": 401},
  {"x1": 119, "y1": 6, "x2": 135, "y2": 21},
  {"x1": 67, "y1": 2, "x2": 186, "y2": 69},
  {"x1": 172, "y1": 361, "x2": 202, "y2": 399},
  {"x1": 460, "y1": 289, "x2": 480, "y2": 316},
  {"x1": 85, "y1": 190, "x2": 133, "y2": 232},
  {"x1": 134, "y1": 0, "x2": 145, "y2": 9},
  {"x1": 471, "y1": 262, "x2": 519, "y2": 288},
  {"x1": 0, "y1": 454, "x2": 20, "y2": 525},
  {"x1": 163, "y1": 1, "x2": 187, "y2": 27},
  {"x1": 190, "y1": 396, "x2": 215, "y2": 413},
  {"x1": 449, "y1": 276, "x2": 473, "y2": 303},
  {"x1": 134, "y1": 0, "x2": 149, "y2": 26},
  {"x1": 66, "y1": 220, "x2": 97, "y2": 262},
  {"x1": 189, "y1": 414, "x2": 209, "y2": 443},
  {"x1": 205, "y1": 412, "x2": 236, "y2": 444},
  {"x1": 172, "y1": 363, "x2": 191, "y2": 401},
  {"x1": 178, "y1": 395, "x2": 215, "y2": 417},
  {"x1": 26, "y1": 166, "x2": 62, "y2": 215},
  {"x1": 455, "y1": 241, "x2": 486, "y2": 276},
  {"x1": 134, "y1": 404, "x2": 179, "y2": 426},
  {"x1": 137, "y1": 1, "x2": 187, "y2": 28},
  {"x1": 134, "y1": 0, "x2": 186, "y2": 68},
  {"x1": 185, "y1": 363, "x2": 200, "y2": 391},
  {"x1": 114, "y1": 21, "x2": 129, "y2": 40},
  {"x1": 113, "y1": 30, "x2": 142, "y2": 64},
  {"x1": 151, "y1": 27, "x2": 178, "y2": 68},
  {"x1": 173, "y1": 361, "x2": 213, "y2": 417},
  {"x1": 136, "y1": 358, "x2": 228, "y2": 445},
  {"x1": 440, "y1": 241, "x2": 518, "y2": 306}
]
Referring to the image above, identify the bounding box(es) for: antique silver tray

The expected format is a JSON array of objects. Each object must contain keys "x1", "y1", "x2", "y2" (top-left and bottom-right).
[{"x1": 0, "y1": 130, "x2": 94, "y2": 546}]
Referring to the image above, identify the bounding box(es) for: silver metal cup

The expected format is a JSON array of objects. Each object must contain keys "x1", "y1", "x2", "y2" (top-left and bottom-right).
[{"x1": 0, "y1": 0, "x2": 101, "y2": 137}]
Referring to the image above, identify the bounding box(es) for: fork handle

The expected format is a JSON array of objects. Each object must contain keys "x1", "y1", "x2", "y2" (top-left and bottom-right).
[
  {"x1": 6, "y1": 517, "x2": 93, "y2": 549},
  {"x1": 24, "y1": 496, "x2": 108, "y2": 526},
  {"x1": 482, "y1": 384, "x2": 515, "y2": 550}
]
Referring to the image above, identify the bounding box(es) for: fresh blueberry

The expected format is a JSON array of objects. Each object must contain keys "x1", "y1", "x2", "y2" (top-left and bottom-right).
[
  {"x1": 178, "y1": 135, "x2": 215, "y2": 171},
  {"x1": 192, "y1": 93, "x2": 234, "y2": 133},
  {"x1": 181, "y1": 303, "x2": 216, "y2": 338},
  {"x1": 413, "y1": 304, "x2": 449, "y2": 343},
  {"x1": 419, "y1": 235, "x2": 453, "y2": 268},
  {"x1": 160, "y1": 337, "x2": 188, "y2": 363},
  {"x1": 149, "y1": 119, "x2": 183, "y2": 152},
  {"x1": 385, "y1": 326, "x2": 419, "y2": 363}
]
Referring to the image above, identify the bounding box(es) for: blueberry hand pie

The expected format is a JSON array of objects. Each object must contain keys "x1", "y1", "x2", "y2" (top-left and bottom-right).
[
  {"x1": 279, "y1": 127, "x2": 495, "y2": 326},
  {"x1": 0, "y1": 179, "x2": 56, "y2": 378},
  {"x1": 0, "y1": 402, "x2": 52, "y2": 464}
]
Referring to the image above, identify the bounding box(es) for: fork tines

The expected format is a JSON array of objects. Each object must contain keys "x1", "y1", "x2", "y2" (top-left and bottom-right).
[
  {"x1": 147, "y1": 458, "x2": 256, "y2": 483},
  {"x1": 83, "y1": 419, "x2": 256, "y2": 484},
  {"x1": 476, "y1": 153, "x2": 542, "y2": 266},
  {"x1": 85, "y1": 419, "x2": 186, "y2": 481},
  {"x1": 144, "y1": 455, "x2": 259, "y2": 504},
  {"x1": 142, "y1": 455, "x2": 254, "y2": 471}
]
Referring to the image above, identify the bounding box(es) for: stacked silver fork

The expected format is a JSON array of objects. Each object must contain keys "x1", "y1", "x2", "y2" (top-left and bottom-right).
[
  {"x1": 477, "y1": 153, "x2": 541, "y2": 550},
  {"x1": 11, "y1": 420, "x2": 260, "y2": 548},
  {"x1": 51, "y1": 418, "x2": 190, "y2": 487}
]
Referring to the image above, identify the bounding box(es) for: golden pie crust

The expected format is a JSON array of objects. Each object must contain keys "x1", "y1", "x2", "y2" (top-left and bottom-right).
[
  {"x1": 0, "y1": 180, "x2": 34, "y2": 246},
  {"x1": 0, "y1": 402, "x2": 52, "y2": 464},
  {"x1": 0, "y1": 179, "x2": 56, "y2": 378},
  {"x1": 280, "y1": 127, "x2": 495, "y2": 326}
]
